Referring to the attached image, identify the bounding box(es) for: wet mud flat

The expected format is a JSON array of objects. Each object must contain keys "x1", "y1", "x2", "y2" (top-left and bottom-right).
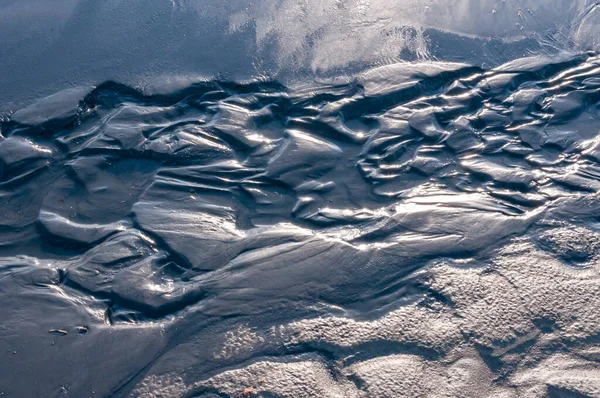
[{"x1": 1, "y1": 53, "x2": 600, "y2": 396}]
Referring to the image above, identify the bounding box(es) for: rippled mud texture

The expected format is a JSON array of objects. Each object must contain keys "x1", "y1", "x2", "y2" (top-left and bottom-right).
[{"x1": 2, "y1": 53, "x2": 600, "y2": 397}]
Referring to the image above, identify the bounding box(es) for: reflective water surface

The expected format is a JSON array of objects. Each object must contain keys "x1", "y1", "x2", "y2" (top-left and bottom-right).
[{"x1": 1, "y1": 0, "x2": 599, "y2": 110}]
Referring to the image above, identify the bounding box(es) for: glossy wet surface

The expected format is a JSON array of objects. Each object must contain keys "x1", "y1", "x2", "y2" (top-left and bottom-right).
[{"x1": 1, "y1": 53, "x2": 600, "y2": 396}]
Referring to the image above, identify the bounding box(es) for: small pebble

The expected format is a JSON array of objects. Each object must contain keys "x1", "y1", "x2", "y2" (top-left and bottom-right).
[{"x1": 76, "y1": 326, "x2": 89, "y2": 334}]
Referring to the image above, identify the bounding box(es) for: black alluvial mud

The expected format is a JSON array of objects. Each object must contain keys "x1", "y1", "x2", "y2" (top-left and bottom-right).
[{"x1": 2, "y1": 54, "x2": 600, "y2": 397}]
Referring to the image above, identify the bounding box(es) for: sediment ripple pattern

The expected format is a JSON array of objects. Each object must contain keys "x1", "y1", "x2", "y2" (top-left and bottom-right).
[{"x1": 1, "y1": 53, "x2": 600, "y2": 397}]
